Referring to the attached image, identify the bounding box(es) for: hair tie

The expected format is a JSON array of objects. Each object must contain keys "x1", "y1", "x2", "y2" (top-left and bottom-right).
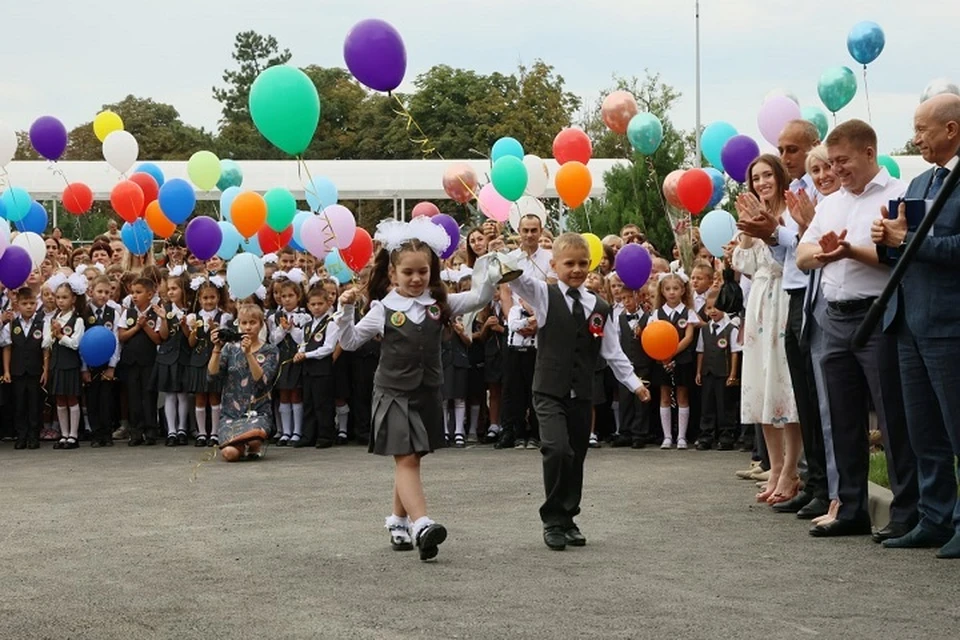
[{"x1": 375, "y1": 217, "x2": 452, "y2": 257}]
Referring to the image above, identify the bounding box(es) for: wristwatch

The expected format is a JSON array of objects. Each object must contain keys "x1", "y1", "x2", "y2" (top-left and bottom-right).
[{"x1": 768, "y1": 229, "x2": 780, "y2": 246}]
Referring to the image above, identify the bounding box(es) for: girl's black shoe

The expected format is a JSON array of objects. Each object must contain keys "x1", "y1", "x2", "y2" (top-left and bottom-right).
[
  {"x1": 53, "y1": 438, "x2": 66, "y2": 450},
  {"x1": 176, "y1": 431, "x2": 188, "y2": 446},
  {"x1": 194, "y1": 435, "x2": 207, "y2": 447},
  {"x1": 65, "y1": 438, "x2": 79, "y2": 449},
  {"x1": 165, "y1": 435, "x2": 178, "y2": 447}
]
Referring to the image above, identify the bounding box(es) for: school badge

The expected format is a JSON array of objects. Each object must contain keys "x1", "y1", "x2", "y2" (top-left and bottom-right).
[
  {"x1": 33, "y1": 330, "x2": 42, "y2": 339},
  {"x1": 63, "y1": 326, "x2": 73, "y2": 336},
  {"x1": 13, "y1": 326, "x2": 21, "y2": 335},
  {"x1": 390, "y1": 311, "x2": 406, "y2": 327},
  {"x1": 717, "y1": 338, "x2": 728, "y2": 349},
  {"x1": 588, "y1": 312, "x2": 605, "y2": 339},
  {"x1": 126, "y1": 317, "x2": 135, "y2": 327},
  {"x1": 426, "y1": 305, "x2": 441, "y2": 321},
  {"x1": 167, "y1": 312, "x2": 175, "y2": 320},
  {"x1": 104, "y1": 322, "x2": 112, "y2": 329},
  {"x1": 256, "y1": 354, "x2": 266, "y2": 364},
  {"x1": 88, "y1": 315, "x2": 96, "y2": 325},
  {"x1": 677, "y1": 318, "x2": 688, "y2": 329}
]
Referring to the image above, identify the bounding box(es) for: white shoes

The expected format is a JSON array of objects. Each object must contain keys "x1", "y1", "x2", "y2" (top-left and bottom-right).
[
  {"x1": 676, "y1": 438, "x2": 688, "y2": 450},
  {"x1": 661, "y1": 438, "x2": 673, "y2": 450}
]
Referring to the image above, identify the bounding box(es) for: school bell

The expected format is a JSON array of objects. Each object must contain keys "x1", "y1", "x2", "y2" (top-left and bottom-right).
[{"x1": 488, "y1": 252, "x2": 523, "y2": 284}]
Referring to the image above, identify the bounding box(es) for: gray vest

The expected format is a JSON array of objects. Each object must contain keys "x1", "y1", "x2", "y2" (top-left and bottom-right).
[
  {"x1": 657, "y1": 307, "x2": 695, "y2": 364},
  {"x1": 700, "y1": 322, "x2": 735, "y2": 377},
  {"x1": 374, "y1": 305, "x2": 443, "y2": 391},
  {"x1": 533, "y1": 285, "x2": 610, "y2": 400},
  {"x1": 619, "y1": 312, "x2": 652, "y2": 376}
]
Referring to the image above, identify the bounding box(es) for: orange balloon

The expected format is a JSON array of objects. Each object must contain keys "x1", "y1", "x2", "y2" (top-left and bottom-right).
[
  {"x1": 641, "y1": 320, "x2": 680, "y2": 361},
  {"x1": 231, "y1": 191, "x2": 267, "y2": 239},
  {"x1": 144, "y1": 200, "x2": 176, "y2": 239},
  {"x1": 662, "y1": 169, "x2": 685, "y2": 209},
  {"x1": 555, "y1": 161, "x2": 592, "y2": 208}
]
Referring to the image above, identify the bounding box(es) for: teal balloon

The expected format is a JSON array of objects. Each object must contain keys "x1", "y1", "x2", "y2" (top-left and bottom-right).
[
  {"x1": 121, "y1": 220, "x2": 154, "y2": 256},
  {"x1": 699, "y1": 209, "x2": 738, "y2": 258},
  {"x1": 217, "y1": 159, "x2": 243, "y2": 191},
  {"x1": 703, "y1": 168, "x2": 726, "y2": 210},
  {"x1": 700, "y1": 121, "x2": 737, "y2": 172},
  {"x1": 226, "y1": 253, "x2": 265, "y2": 299},
  {"x1": 491, "y1": 137, "x2": 524, "y2": 163},
  {"x1": 626, "y1": 113, "x2": 663, "y2": 155},
  {"x1": 325, "y1": 248, "x2": 353, "y2": 285},
  {"x1": 490, "y1": 156, "x2": 528, "y2": 202},
  {"x1": 305, "y1": 176, "x2": 338, "y2": 212},
  {"x1": 248, "y1": 65, "x2": 321, "y2": 156},
  {"x1": 818, "y1": 66, "x2": 857, "y2": 114},
  {"x1": 801, "y1": 106, "x2": 830, "y2": 141},
  {"x1": 265, "y1": 188, "x2": 297, "y2": 232},
  {"x1": 219, "y1": 186, "x2": 241, "y2": 222},
  {"x1": 240, "y1": 232, "x2": 263, "y2": 257},
  {"x1": 216, "y1": 221, "x2": 243, "y2": 260},
  {"x1": 291, "y1": 211, "x2": 312, "y2": 250},
  {"x1": 878, "y1": 155, "x2": 901, "y2": 179},
  {"x1": 847, "y1": 21, "x2": 885, "y2": 66},
  {"x1": 1, "y1": 187, "x2": 32, "y2": 222}
]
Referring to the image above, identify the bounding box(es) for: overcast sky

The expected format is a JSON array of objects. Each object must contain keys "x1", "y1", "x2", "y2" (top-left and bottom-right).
[{"x1": 1, "y1": 0, "x2": 951, "y2": 157}]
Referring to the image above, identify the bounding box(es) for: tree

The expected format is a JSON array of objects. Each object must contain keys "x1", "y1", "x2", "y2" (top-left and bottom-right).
[
  {"x1": 300, "y1": 66, "x2": 368, "y2": 159},
  {"x1": 213, "y1": 31, "x2": 292, "y2": 126},
  {"x1": 892, "y1": 139, "x2": 919, "y2": 155}
]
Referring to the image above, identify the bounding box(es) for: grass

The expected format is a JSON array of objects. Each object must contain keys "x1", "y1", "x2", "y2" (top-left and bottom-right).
[{"x1": 869, "y1": 451, "x2": 890, "y2": 489}]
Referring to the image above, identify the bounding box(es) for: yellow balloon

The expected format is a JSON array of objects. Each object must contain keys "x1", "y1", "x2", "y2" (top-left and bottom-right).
[
  {"x1": 582, "y1": 232, "x2": 603, "y2": 270},
  {"x1": 187, "y1": 150, "x2": 222, "y2": 191},
  {"x1": 93, "y1": 110, "x2": 123, "y2": 143}
]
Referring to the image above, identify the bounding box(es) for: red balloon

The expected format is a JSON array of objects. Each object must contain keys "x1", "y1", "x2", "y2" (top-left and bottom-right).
[
  {"x1": 411, "y1": 201, "x2": 440, "y2": 218},
  {"x1": 553, "y1": 128, "x2": 592, "y2": 165},
  {"x1": 62, "y1": 182, "x2": 93, "y2": 215},
  {"x1": 129, "y1": 172, "x2": 159, "y2": 214},
  {"x1": 110, "y1": 180, "x2": 145, "y2": 223},
  {"x1": 258, "y1": 224, "x2": 293, "y2": 254},
  {"x1": 340, "y1": 228, "x2": 373, "y2": 271},
  {"x1": 676, "y1": 168, "x2": 713, "y2": 214}
]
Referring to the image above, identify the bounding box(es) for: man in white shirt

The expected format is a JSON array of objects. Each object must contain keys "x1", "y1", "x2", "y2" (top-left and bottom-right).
[{"x1": 797, "y1": 119, "x2": 918, "y2": 538}]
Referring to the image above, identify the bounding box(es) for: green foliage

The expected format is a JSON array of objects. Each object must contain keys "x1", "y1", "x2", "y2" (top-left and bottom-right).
[{"x1": 213, "y1": 31, "x2": 292, "y2": 126}]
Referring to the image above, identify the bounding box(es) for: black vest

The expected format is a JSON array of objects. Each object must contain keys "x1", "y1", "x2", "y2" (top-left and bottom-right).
[
  {"x1": 272, "y1": 308, "x2": 304, "y2": 357},
  {"x1": 373, "y1": 304, "x2": 443, "y2": 391},
  {"x1": 190, "y1": 311, "x2": 222, "y2": 366},
  {"x1": 700, "y1": 322, "x2": 736, "y2": 377},
  {"x1": 157, "y1": 304, "x2": 184, "y2": 365},
  {"x1": 10, "y1": 315, "x2": 45, "y2": 376},
  {"x1": 618, "y1": 312, "x2": 652, "y2": 376},
  {"x1": 657, "y1": 307, "x2": 695, "y2": 364},
  {"x1": 120, "y1": 306, "x2": 159, "y2": 366},
  {"x1": 301, "y1": 315, "x2": 334, "y2": 377},
  {"x1": 50, "y1": 314, "x2": 83, "y2": 371},
  {"x1": 83, "y1": 304, "x2": 118, "y2": 369},
  {"x1": 533, "y1": 285, "x2": 610, "y2": 400}
]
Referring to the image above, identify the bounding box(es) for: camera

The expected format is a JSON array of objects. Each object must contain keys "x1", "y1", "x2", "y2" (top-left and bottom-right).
[{"x1": 217, "y1": 327, "x2": 243, "y2": 344}]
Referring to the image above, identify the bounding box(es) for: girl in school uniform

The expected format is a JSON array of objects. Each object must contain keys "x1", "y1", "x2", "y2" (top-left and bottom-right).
[
  {"x1": 267, "y1": 270, "x2": 309, "y2": 445},
  {"x1": 42, "y1": 273, "x2": 88, "y2": 450},
  {"x1": 185, "y1": 276, "x2": 231, "y2": 447},
  {"x1": 157, "y1": 270, "x2": 193, "y2": 446},
  {"x1": 478, "y1": 288, "x2": 506, "y2": 443},
  {"x1": 335, "y1": 218, "x2": 496, "y2": 561}
]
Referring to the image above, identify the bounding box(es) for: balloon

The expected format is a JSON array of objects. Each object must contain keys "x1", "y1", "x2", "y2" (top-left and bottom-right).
[
  {"x1": 301, "y1": 214, "x2": 332, "y2": 260},
  {"x1": 878, "y1": 155, "x2": 901, "y2": 179},
  {"x1": 555, "y1": 161, "x2": 592, "y2": 208},
  {"x1": 29, "y1": 116, "x2": 68, "y2": 161},
  {"x1": 0, "y1": 220, "x2": 8, "y2": 258},
  {"x1": 128, "y1": 172, "x2": 159, "y2": 210},
  {"x1": 226, "y1": 253, "x2": 265, "y2": 299},
  {"x1": 186, "y1": 216, "x2": 223, "y2": 261},
  {"x1": 614, "y1": 244, "x2": 653, "y2": 290},
  {"x1": 762, "y1": 88, "x2": 799, "y2": 106},
  {"x1": 720, "y1": 135, "x2": 761, "y2": 183},
  {"x1": 217, "y1": 221, "x2": 243, "y2": 260},
  {"x1": 121, "y1": 220, "x2": 153, "y2": 256},
  {"x1": 1, "y1": 187, "x2": 32, "y2": 222},
  {"x1": 411, "y1": 202, "x2": 440, "y2": 218},
  {"x1": 491, "y1": 137, "x2": 524, "y2": 163},
  {"x1": 509, "y1": 196, "x2": 547, "y2": 233},
  {"x1": 239, "y1": 232, "x2": 263, "y2": 257},
  {"x1": 626, "y1": 113, "x2": 664, "y2": 155},
  {"x1": 430, "y1": 214, "x2": 460, "y2": 260},
  {"x1": 847, "y1": 21, "x2": 885, "y2": 66},
  {"x1": 818, "y1": 66, "x2": 857, "y2": 113},
  {"x1": 677, "y1": 168, "x2": 714, "y2": 215},
  {"x1": 703, "y1": 167, "x2": 726, "y2": 210},
  {"x1": 135, "y1": 162, "x2": 165, "y2": 187},
  {"x1": 249, "y1": 66, "x2": 321, "y2": 155},
  {"x1": 801, "y1": 106, "x2": 830, "y2": 141},
  {"x1": 0, "y1": 121, "x2": 17, "y2": 167},
  {"x1": 523, "y1": 155, "x2": 549, "y2": 197},
  {"x1": 757, "y1": 95, "x2": 802, "y2": 146},
  {"x1": 582, "y1": 233, "x2": 603, "y2": 270},
  {"x1": 642, "y1": 320, "x2": 680, "y2": 361},
  {"x1": 662, "y1": 170, "x2": 685, "y2": 208},
  {"x1": 601, "y1": 90, "x2": 639, "y2": 135},
  {"x1": 553, "y1": 128, "x2": 592, "y2": 165},
  {"x1": 62, "y1": 183, "x2": 93, "y2": 215},
  {"x1": 219, "y1": 186, "x2": 241, "y2": 222},
  {"x1": 340, "y1": 228, "x2": 374, "y2": 272},
  {"x1": 698, "y1": 210, "x2": 738, "y2": 258},
  {"x1": 921, "y1": 78, "x2": 960, "y2": 103},
  {"x1": 217, "y1": 159, "x2": 243, "y2": 191},
  {"x1": 478, "y1": 183, "x2": 511, "y2": 222},
  {"x1": 325, "y1": 249, "x2": 353, "y2": 285},
  {"x1": 0, "y1": 246, "x2": 33, "y2": 289},
  {"x1": 93, "y1": 111, "x2": 124, "y2": 143},
  {"x1": 231, "y1": 192, "x2": 267, "y2": 239},
  {"x1": 264, "y1": 188, "x2": 297, "y2": 232},
  {"x1": 700, "y1": 121, "x2": 738, "y2": 172},
  {"x1": 187, "y1": 150, "x2": 221, "y2": 190},
  {"x1": 491, "y1": 156, "x2": 528, "y2": 202},
  {"x1": 13, "y1": 231, "x2": 46, "y2": 268},
  {"x1": 16, "y1": 201, "x2": 48, "y2": 234},
  {"x1": 305, "y1": 176, "x2": 338, "y2": 212},
  {"x1": 442, "y1": 163, "x2": 478, "y2": 203},
  {"x1": 110, "y1": 180, "x2": 145, "y2": 223},
  {"x1": 291, "y1": 211, "x2": 312, "y2": 250},
  {"x1": 144, "y1": 201, "x2": 176, "y2": 239},
  {"x1": 343, "y1": 19, "x2": 407, "y2": 92},
  {"x1": 102, "y1": 130, "x2": 139, "y2": 174},
  {"x1": 158, "y1": 178, "x2": 196, "y2": 224},
  {"x1": 79, "y1": 326, "x2": 118, "y2": 368},
  {"x1": 322, "y1": 205, "x2": 357, "y2": 249},
  {"x1": 258, "y1": 225, "x2": 293, "y2": 254}
]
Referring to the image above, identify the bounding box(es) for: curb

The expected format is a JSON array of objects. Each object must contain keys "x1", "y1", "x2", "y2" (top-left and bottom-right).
[{"x1": 868, "y1": 481, "x2": 893, "y2": 529}]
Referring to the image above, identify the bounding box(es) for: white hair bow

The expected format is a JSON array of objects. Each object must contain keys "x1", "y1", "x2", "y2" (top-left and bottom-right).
[
  {"x1": 66, "y1": 273, "x2": 89, "y2": 295},
  {"x1": 262, "y1": 253, "x2": 279, "y2": 265},
  {"x1": 255, "y1": 285, "x2": 268, "y2": 301},
  {"x1": 657, "y1": 267, "x2": 690, "y2": 284},
  {"x1": 272, "y1": 268, "x2": 305, "y2": 285},
  {"x1": 169, "y1": 264, "x2": 186, "y2": 277},
  {"x1": 75, "y1": 263, "x2": 105, "y2": 275},
  {"x1": 45, "y1": 273, "x2": 68, "y2": 292},
  {"x1": 189, "y1": 276, "x2": 205, "y2": 291},
  {"x1": 308, "y1": 274, "x2": 322, "y2": 287},
  {"x1": 375, "y1": 217, "x2": 451, "y2": 257},
  {"x1": 209, "y1": 275, "x2": 226, "y2": 289}
]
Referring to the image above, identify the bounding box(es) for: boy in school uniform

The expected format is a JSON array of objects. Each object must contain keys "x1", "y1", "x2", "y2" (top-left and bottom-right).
[
  {"x1": 82, "y1": 276, "x2": 121, "y2": 447},
  {"x1": 293, "y1": 285, "x2": 340, "y2": 448},
  {"x1": 503, "y1": 232, "x2": 651, "y2": 550},
  {"x1": 612, "y1": 288, "x2": 653, "y2": 449},
  {"x1": 1, "y1": 288, "x2": 46, "y2": 448},
  {"x1": 118, "y1": 278, "x2": 166, "y2": 446},
  {"x1": 695, "y1": 289, "x2": 741, "y2": 451}
]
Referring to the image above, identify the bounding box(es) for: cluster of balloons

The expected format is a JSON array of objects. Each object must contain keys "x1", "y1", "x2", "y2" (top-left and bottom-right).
[
  {"x1": 600, "y1": 90, "x2": 664, "y2": 156},
  {"x1": 553, "y1": 128, "x2": 593, "y2": 208}
]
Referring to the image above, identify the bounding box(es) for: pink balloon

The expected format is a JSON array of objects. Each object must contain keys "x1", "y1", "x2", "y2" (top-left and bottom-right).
[
  {"x1": 757, "y1": 95, "x2": 802, "y2": 146},
  {"x1": 321, "y1": 204, "x2": 357, "y2": 249},
  {"x1": 411, "y1": 201, "x2": 440, "y2": 218},
  {"x1": 300, "y1": 214, "x2": 331, "y2": 260},
  {"x1": 478, "y1": 183, "x2": 511, "y2": 222}
]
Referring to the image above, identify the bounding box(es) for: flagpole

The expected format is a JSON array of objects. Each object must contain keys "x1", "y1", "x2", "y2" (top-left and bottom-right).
[{"x1": 694, "y1": 0, "x2": 702, "y2": 168}]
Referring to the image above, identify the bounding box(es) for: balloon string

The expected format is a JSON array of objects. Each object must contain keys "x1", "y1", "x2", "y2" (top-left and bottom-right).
[
  {"x1": 392, "y1": 94, "x2": 441, "y2": 160},
  {"x1": 862, "y1": 65, "x2": 873, "y2": 124},
  {"x1": 295, "y1": 157, "x2": 361, "y2": 285}
]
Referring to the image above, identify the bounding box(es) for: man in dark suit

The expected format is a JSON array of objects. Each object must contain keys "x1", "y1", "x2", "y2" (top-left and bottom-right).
[{"x1": 872, "y1": 94, "x2": 960, "y2": 559}]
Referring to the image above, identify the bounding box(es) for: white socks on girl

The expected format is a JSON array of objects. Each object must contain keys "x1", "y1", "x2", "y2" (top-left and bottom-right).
[
  {"x1": 385, "y1": 514, "x2": 413, "y2": 550},
  {"x1": 336, "y1": 405, "x2": 350, "y2": 436},
  {"x1": 453, "y1": 399, "x2": 466, "y2": 437},
  {"x1": 164, "y1": 395, "x2": 178, "y2": 436},
  {"x1": 195, "y1": 407, "x2": 207, "y2": 438},
  {"x1": 468, "y1": 404, "x2": 481, "y2": 442},
  {"x1": 660, "y1": 406, "x2": 672, "y2": 448},
  {"x1": 279, "y1": 403, "x2": 293, "y2": 441},
  {"x1": 292, "y1": 403, "x2": 303, "y2": 438},
  {"x1": 677, "y1": 407, "x2": 690, "y2": 449}
]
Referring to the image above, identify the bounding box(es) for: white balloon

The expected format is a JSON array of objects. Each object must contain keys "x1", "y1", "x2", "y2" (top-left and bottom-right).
[
  {"x1": 12, "y1": 231, "x2": 45, "y2": 269},
  {"x1": 523, "y1": 154, "x2": 549, "y2": 197},
  {"x1": 921, "y1": 78, "x2": 960, "y2": 103},
  {"x1": 509, "y1": 196, "x2": 547, "y2": 233},
  {"x1": 0, "y1": 121, "x2": 17, "y2": 168},
  {"x1": 102, "y1": 130, "x2": 139, "y2": 174},
  {"x1": 0, "y1": 220, "x2": 10, "y2": 259},
  {"x1": 762, "y1": 88, "x2": 799, "y2": 107}
]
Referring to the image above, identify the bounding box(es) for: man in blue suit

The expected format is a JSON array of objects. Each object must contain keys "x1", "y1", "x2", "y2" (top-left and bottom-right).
[{"x1": 872, "y1": 93, "x2": 960, "y2": 559}]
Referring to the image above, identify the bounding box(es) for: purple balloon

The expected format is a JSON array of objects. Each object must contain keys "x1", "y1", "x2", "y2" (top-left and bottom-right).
[
  {"x1": 430, "y1": 214, "x2": 460, "y2": 260},
  {"x1": 29, "y1": 116, "x2": 68, "y2": 161},
  {"x1": 614, "y1": 244, "x2": 653, "y2": 290},
  {"x1": 343, "y1": 19, "x2": 407, "y2": 92},
  {"x1": 720, "y1": 135, "x2": 761, "y2": 184},
  {"x1": 0, "y1": 245, "x2": 33, "y2": 289},
  {"x1": 185, "y1": 216, "x2": 224, "y2": 262}
]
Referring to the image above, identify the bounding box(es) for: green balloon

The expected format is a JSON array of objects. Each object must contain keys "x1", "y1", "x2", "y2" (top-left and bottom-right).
[
  {"x1": 801, "y1": 106, "x2": 829, "y2": 141},
  {"x1": 264, "y1": 188, "x2": 297, "y2": 232},
  {"x1": 249, "y1": 66, "x2": 321, "y2": 156},
  {"x1": 878, "y1": 155, "x2": 901, "y2": 179},
  {"x1": 491, "y1": 156, "x2": 528, "y2": 202},
  {"x1": 818, "y1": 66, "x2": 857, "y2": 114}
]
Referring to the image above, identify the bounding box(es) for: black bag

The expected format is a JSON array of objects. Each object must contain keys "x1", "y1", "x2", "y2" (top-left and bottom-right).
[{"x1": 715, "y1": 267, "x2": 744, "y2": 315}]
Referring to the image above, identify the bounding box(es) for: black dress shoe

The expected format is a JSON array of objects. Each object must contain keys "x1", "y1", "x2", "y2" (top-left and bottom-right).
[
  {"x1": 796, "y1": 497, "x2": 830, "y2": 520},
  {"x1": 871, "y1": 521, "x2": 916, "y2": 544},
  {"x1": 717, "y1": 440, "x2": 735, "y2": 451},
  {"x1": 27, "y1": 441, "x2": 40, "y2": 450},
  {"x1": 128, "y1": 438, "x2": 143, "y2": 447},
  {"x1": 14, "y1": 441, "x2": 27, "y2": 450},
  {"x1": 165, "y1": 435, "x2": 178, "y2": 447},
  {"x1": 176, "y1": 432, "x2": 188, "y2": 446},
  {"x1": 881, "y1": 524, "x2": 951, "y2": 549},
  {"x1": 771, "y1": 492, "x2": 813, "y2": 514},
  {"x1": 564, "y1": 527, "x2": 586, "y2": 546},
  {"x1": 543, "y1": 528, "x2": 566, "y2": 551},
  {"x1": 315, "y1": 439, "x2": 334, "y2": 449},
  {"x1": 631, "y1": 440, "x2": 646, "y2": 449},
  {"x1": 695, "y1": 440, "x2": 713, "y2": 451},
  {"x1": 416, "y1": 523, "x2": 447, "y2": 561},
  {"x1": 143, "y1": 438, "x2": 157, "y2": 446},
  {"x1": 809, "y1": 515, "x2": 872, "y2": 538},
  {"x1": 611, "y1": 436, "x2": 632, "y2": 448}
]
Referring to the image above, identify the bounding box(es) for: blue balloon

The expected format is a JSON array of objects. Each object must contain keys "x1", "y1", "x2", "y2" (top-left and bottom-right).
[
  {"x1": 121, "y1": 219, "x2": 154, "y2": 255},
  {"x1": 0, "y1": 199, "x2": 6, "y2": 220},
  {"x1": 1, "y1": 187, "x2": 32, "y2": 222},
  {"x1": 135, "y1": 163, "x2": 165, "y2": 187},
  {"x1": 626, "y1": 113, "x2": 664, "y2": 155},
  {"x1": 703, "y1": 168, "x2": 726, "y2": 210},
  {"x1": 491, "y1": 136, "x2": 524, "y2": 163},
  {"x1": 291, "y1": 211, "x2": 311, "y2": 252},
  {"x1": 325, "y1": 248, "x2": 353, "y2": 285},
  {"x1": 305, "y1": 176, "x2": 338, "y2": 212},
  {"x1": 157, "y1": 178, "x2": 196, "y2": 224},
  {"x1": 16, "y1": 201, "x2": 48, "y2": 234},
  {"x1": 216, "y1": 159, "x2": 243, "y2": 191},
  {"x1": 700, "y1": 122, "x2": 738, "y2": 173},
  {"x1": 216, "y1": 221, "x2": 243, "y2": 260},
  {"x1": 226, "y1": 253, "x2": 265, "y2": 299},
  {"x1": 699, "y1": 209, "x2": 738, "y2": 258},
  {"x1": 847, "y1": 21, "x2": 885, "y2": 66},
  {"x1": 239, "y1": 232, "x2": 262, "y2": 257},
  {"x1": 79, "y1": 326, "x2": 117, "y2": 368},
  {"x1": 219, "y1": 186, "x2": 241, "y2": 222}
]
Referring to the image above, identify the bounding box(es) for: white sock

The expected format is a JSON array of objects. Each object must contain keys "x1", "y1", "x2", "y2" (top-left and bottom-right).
[
  {"x1": 443, "y1": 403, "x2": 451, "y2": 436},
  {"x1": 195, "y1": 407, "x2": 207, "y2": 436},
  {"x1": 57, "y1": 406, "x2": 69, "y2": 438},
  {"x1": 611, "y1": 401, "x2": 621, "y2": 435},
  {"x1": 176, "y1": 393, "x2": 189, "y2": 433},
  {"x1": 678, "y1": 406, "x2": 690, "y2": 441},
  {"x1": 69, "y1": 405, "x2": 81, "y2": 439},
  {"x1": 488, "y1": 423, "x2": 501, "y2": 435},
  {"x1": 469, "y1": 404, "x2": 481, "y2": 438},
  {"x1": 164, "y1": 395, "x2": 178, "y2": 436},
  {"x1": 411, "y1": 516, "x2": 435, "y2": 542},
  {"x1": 384, "y1": 514, "x2": 411, "y2": 530},
  {"x1": 292, "y1": 403, "x2": 303, "y2": 437},
  {"x1": 120, "y1": 419, "x2": 130, "y2": 430},
  {"x1": 279, "y1": 403, "x2": 293, "y2": 437},
  {"x1": 336, "y1": 404, "x2": 350, "y2": 435},
  {"x1": 660, "y1": 407, "x2": 672, "y2": 440},
  {"x1": 82, "y1": 407, "x2": 91, "y2": 431},
  {"x1": 454, "y1": 399, "x2": 466, "y2": 436},
  {"x1": 210, "y1": 405, "x2": 221, "y2": 437}
]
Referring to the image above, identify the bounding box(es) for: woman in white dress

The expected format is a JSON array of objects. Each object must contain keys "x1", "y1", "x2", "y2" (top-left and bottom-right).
[{"x1": 732, "y1": 154, "x2": 801, "y2": 505}]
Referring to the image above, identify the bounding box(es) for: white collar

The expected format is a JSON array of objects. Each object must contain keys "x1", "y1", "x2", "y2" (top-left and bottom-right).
[
  {"x1": 940, "y1": 156, "x2": 959, "y2": 172},
  {"x1": 842, "y1": 167, "x2": 893, "y2": 198},
  {"x1": 19, "y1": 314, "x2": 36, "y2": 325},
  {"x1": 663, "y1": 303, "x2": 686, "y2": 315},
  {"x1": 199, "y1": 308, "x2": 219, "y2": 320},
  {"x1": 710, "y1": 315, "x2": 730, "y2": 330},
  {"x1": 557, "y1": 281, "x2": 586, "y2": 298},
  {"x1": 790, "y1": 174, "x2": 813, "y2": 194},
  {"x1": 57, "y1": 310, "x2": 74, "y2": 321},
  {"x1": 382, "y1": 290, "x2": 435, "y2": 311},
  {"x1": 312, "y1": 311, "x2": 332, "y2": 324}
]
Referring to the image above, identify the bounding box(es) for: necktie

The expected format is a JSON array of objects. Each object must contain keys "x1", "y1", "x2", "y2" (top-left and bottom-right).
[
  {"x1": 566, "y1": 288, "x2": 587, "y2": 331},
  {"x1": 96, "y1": 308, "x2": 102, "y2": 321},
  {"x1": 929, "y1": 167, "x2": 950, "y2": 199},
  {"x1": 624, "y1": 313, "x2": 638, "y2": 321},
  {"x1": 712, "y1": 323, "x2": 720, "y2": 335}
]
